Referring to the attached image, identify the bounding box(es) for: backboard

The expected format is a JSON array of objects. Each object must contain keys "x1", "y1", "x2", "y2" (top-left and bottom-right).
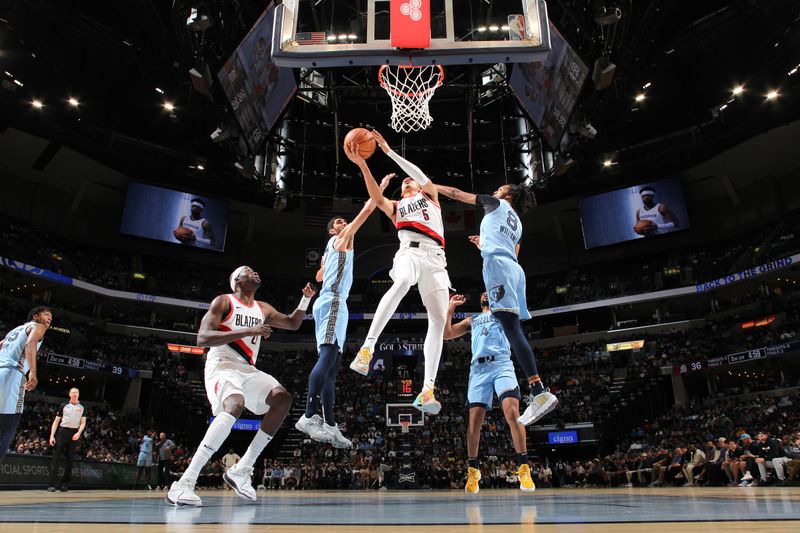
[
  {"x1": 386, "y1": 403, "x2": 425, "y2": 428},
  {"x1": 272, "y1": 0, "x2": 551, "y2": 68}
]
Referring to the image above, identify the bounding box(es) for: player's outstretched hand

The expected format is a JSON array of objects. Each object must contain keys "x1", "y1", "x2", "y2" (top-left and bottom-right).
[
  {"x1": 468, "y1": 235, "x2": 481, "y2": 250},
  {"x1": 302, "y1": 282, "x2": 317, "y2": 298},
  {"x1": 449, "y1": 294, "x2": 467, "y2": 309},
  {"x1": 249, "y1": 323, "x2": 273, "y2": 339},
  {"x1": 344, "y1": 141, "x2": 366, "y2": 166},
  {"x1": 379, "y1": 173, "x2": 395, "y2": 192},
  {"x1": 370, "y1": 130, "x2": 391, "y2": 154},
  {"x1": 49, "y1": 436, "x2": 55, "y2": 446},
  {"x1": 25, "y1": 373, "x2": 37, "y2": 391}
]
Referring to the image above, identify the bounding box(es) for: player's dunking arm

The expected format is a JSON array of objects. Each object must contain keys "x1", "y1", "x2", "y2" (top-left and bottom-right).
[
  {"x1": 23, "y1": 323, "x2": 46, "y2": 391},
  {"x1": 258, "y1": 283, "x2": 318, "y2": 331},
  {"x1": 344, "y1": 143, "x2": 394, "y2": 218},
  {"x1": 334, "y1": 174, "x2": 394, "y2": 252},
  {"x1": 372, "y1": 130, "x2": 439, "y2": 202},
  {"x1": 196, "y1": 295, "x2": 272, "y2": 347},
  {"x1": 443, "y1": 294, "x2": 472, "y2": 341}
]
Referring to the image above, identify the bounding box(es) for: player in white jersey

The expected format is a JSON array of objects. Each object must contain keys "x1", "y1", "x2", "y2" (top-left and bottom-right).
[
  {"x1": 345, "y1": 130, "x2": 451, "y2": 415},
  {"x1": 634, "y1": 187, "x2": 678, "y2": 236},
  {"x1": 0, "y1": 306, "x2": 50, "y2": 463},
  {"x1": 174, "y1": 198, "x2": 216, "y2": 248},
  {"x1": 167, "y1": 266, "x2": 316, "y2": 507}
]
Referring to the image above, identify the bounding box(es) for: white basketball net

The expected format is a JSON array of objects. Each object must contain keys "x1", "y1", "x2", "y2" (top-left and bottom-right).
[{"x1": 379, "y1": 65, "x2": 444, "y2": 133}]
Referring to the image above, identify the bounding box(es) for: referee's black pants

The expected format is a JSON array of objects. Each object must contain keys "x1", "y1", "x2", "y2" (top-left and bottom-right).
[
  {"x1": 49, "y1": 427, "x2": 78, "y2": 486},
  {"x1": 158, "y1": 459, "x2": 173, "y2": 487}
]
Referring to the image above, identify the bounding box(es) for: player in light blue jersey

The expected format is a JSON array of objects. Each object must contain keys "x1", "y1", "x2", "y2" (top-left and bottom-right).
[
  {"x1": 295, "y1": 173, "x2": 393, "y2": 448},
  {"x1": 444, "y1": 293, "x2": 535, "y2": 494},
  {"x1": 436, "y1": 183, "x2": 558, "y2": 427},
  {"x1": 0, "y1": 306, "x2": 51, "y2": 462}
]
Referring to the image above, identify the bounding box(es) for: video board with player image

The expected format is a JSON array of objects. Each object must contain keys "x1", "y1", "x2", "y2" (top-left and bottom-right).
[
  {"x1": 579, "y1": 177, "x2": 690, "y2": 249},
  {"x1": 120, "y1": 182, "x2": 229, "y2": 252},
  {"x1": 217, "y1": 5, "x2": 297, "y2": 150},
  {"x1": 509, "y1": 22, "x2": 589, "y2": 150}
]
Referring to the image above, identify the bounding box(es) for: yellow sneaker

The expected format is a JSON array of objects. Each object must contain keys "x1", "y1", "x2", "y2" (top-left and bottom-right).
[
  {"x1": 465, "y1": 467, "x2": 481, "y2": 493},
  {"x1": 412, "y1": 387, "x2": 441, "y2": 415},
  {"x1": 517, "y1": 464, "x2": 536, "y2": 492},
  {"x1": 349, "y1": 347, "x2": 372, "y2": 376}
]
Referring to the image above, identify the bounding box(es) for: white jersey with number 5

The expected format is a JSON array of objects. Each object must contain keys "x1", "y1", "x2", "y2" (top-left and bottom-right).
[
  {"x1": 207, "y1": 294, "x2": 265, "y2": 366},
  {"x1": 394, "y1": 191, "x2": 445, "y2": 248}
]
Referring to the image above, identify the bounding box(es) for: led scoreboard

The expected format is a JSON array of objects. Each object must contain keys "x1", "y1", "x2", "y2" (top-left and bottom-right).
[{"x1": 395, "y1": 360, "x2": 415, "y2": 400}]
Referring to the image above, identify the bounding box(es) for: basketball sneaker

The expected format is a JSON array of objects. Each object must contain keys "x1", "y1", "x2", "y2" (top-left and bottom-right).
[
  {"x1": 323, "y1": 423, "x2": 353, "y2": 449},
  {"x1": 412, "y1": 387, "x2": 441, "y2": 415},
  {"x1": 517, "y1": 389, "x2": 558, "y2": 426},
  {"x1": 295, "y1": 414, "x2": 331, "y2": 443},
  {"x1": 224, "y1": 464, "x2": 257, "y2": 501},
  {"x1": 517, "y1": 464, "x2": 536, "y2": 492},
  {"x1": 166, "y1": 480, "x2": 202, "y2": 507},
  {"x1": 349, "y1": 347, "x2": 372, "y2": 376},
  {"x1": 465, "y1": 467, "x2": 481, "y2": 493}
]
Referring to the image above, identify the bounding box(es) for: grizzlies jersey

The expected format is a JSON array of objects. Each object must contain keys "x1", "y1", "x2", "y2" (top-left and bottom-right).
[
  {"x1": 470, "y1": 311, "x2": 511, "y2": 362},
  {"x1": 0, "y1": 322, "x2": 41, "y2": 373},
  {"x1": 478, "y1": 196, "x2": 520, "y2": 261},
  {"x1": 320, "y1": 236, "x2": 354, "y2": 299}
]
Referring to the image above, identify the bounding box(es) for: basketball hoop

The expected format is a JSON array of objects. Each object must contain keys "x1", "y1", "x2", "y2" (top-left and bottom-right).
[
  {"x1": 400, "y1": 420, "x2": 411, "y2": 434},
  {"x1": 378, "y1": 64, "x2": 444, "y2": 133}
]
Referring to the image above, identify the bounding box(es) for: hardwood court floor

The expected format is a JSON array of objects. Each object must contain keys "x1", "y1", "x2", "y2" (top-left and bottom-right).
[{"x1": 1, "y1": 487, "x2": 799, "y2": 532}]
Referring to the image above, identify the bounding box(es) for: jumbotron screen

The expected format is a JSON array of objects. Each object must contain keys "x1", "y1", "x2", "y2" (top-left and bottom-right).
[
  {"x1": 578, "y1": 177, "x2": 690, "y2": 249},
  {"x1": 217, "y1": 5, "x2": 297, "y2": 150},
  {"x1": 120, "y1": 182, "x2": 229, "y2": 252}
]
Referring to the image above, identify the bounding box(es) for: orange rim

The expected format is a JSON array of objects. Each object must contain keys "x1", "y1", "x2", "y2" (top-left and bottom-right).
[{"x1": 378, "y1": 64, "x2": 445, "y2": 98}]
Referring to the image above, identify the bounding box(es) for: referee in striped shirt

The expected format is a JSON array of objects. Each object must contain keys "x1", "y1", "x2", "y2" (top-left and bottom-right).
[{"x1": 48, "y1": 387, "x2": 87, "y2": 492}]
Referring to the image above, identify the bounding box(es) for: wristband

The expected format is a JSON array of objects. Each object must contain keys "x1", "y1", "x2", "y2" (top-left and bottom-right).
[
  {"x1": 657, "y1": 222, "x2": 675, "y2": 230},
  {"x1": 297, "y1": 295, "x2": 312, "y2": 312}
]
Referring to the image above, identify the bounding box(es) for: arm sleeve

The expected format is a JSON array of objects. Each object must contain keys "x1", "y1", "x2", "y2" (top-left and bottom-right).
[
  {"x1": 475, "y1": 194, "x2": 501, "y2": 213},
  {"x1": 386, "y1": 150, "x2": 429, "y2": 186}
]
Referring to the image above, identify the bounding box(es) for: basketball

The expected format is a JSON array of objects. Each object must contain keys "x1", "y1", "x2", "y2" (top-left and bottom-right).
[
  {"x1": 173, "y1": 226, "x2": 196, "y2": 241},
  {"x1": 634, "y1": 219, "x2": 657, "y2": 235},
  {"x1": 344, "y1": 128, "x2": 376, "y2": 159}
]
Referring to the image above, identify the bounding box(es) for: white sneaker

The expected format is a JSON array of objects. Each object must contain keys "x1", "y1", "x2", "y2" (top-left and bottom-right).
[
  {"x1": 517, "y1": 390, "x2": 558, "y2": 426},
  {"x1": 349, "y1": 347, "x2": 372, "y2": 376},
  {"x1": 166, "y1": 480, "x2": 201, "y2": 507},
  {"x1": 295, "y1": 414, "x2": 331, "y2": 443},
  {"x1": 741, "y1": 472, "x2": 753, "y2": 482},
  {"x1": 323, "y1": 423, "x2": 353, "y2": 449},
  {"x1": 224, "y1": 464, "x2": 257, "y2": 501}
]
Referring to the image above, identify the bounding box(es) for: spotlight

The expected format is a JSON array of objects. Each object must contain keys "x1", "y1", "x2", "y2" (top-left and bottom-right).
[
  {"x1": 155, "y1": 87, "x2": 165, "y2": 94},
  {"x1": 634, "y1": 93, "x2": 645, "y2": 102},
  {"x1": 347, "y1": 34, "x2": 357, "y2": 40},
  {"x1": 477, "y1": 27, "x2": 487, "y2": 32},
  {"x1": 732, "y1": 85, "x2": 744, "y2": 96},
  {"x1": 163, "y1": 101, "x2": 175, "y2": 112},
  {"x1": 501, "y1": 25, "x2": 509, "y2": 31},
  {"x1": 196, "y1": 164, "x2": 205, "y2": 171},
  {"x1": 790, "y1": 65, "x2": 798, "y2": 76},
  {"x1": 13, "y1": 79, "x2": 23, "y2": 87},
  {"x1": 338, "y1": 34, "x2": 347, "y2": 40},
  {"x1": 326, "y1": 35, "x2": 337, "y2": 42},
  {"x1": 642, "y1": 82, "x2": 652, "y2": 89},
  {"x1": 603, "y1": 159, "x2": 613, "y2": 167},
  {"x1": 210, "y1": 126, "x2": 233, "y2": 143},
  {"x1": 489, "y1": 25, "x2": 499, "y2": 32},
  {"x1": 765, "y1": 90, "x2": 779, "y2": 100},
  {"x1": 67, "y1": 97, "x2": 79, "y2": 107},
  {"x1": 31, "y1": 99, "x2": 43, "y2": 109}
]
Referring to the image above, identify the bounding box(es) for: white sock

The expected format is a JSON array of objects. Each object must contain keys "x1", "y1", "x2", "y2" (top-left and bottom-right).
[
  {"x1": 180, "y1": 412, "x2": 236, "y2": 485},
  {"x1": 362, "y1": 278, "x2": 412, "y2": 351},
  {"x1": 239, "y1": 429, "x2": 273, "y2": 468},
  {"x1": 422, "y1": 289, "x2": 448, "y2": 391}
]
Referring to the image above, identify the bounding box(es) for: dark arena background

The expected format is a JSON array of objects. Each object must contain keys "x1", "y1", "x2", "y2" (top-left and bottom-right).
[{"x1": 1, "y1": 1, "x2": 800, "y2": 532}]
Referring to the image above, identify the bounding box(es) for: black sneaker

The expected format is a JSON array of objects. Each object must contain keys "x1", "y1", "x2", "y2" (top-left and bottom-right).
[
  {"x1": 60, "y1": 484, "x2": 69, "y2": 492},
  {"x1": 47, "y1": 486, "x2": 56, "y2": 492}
]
